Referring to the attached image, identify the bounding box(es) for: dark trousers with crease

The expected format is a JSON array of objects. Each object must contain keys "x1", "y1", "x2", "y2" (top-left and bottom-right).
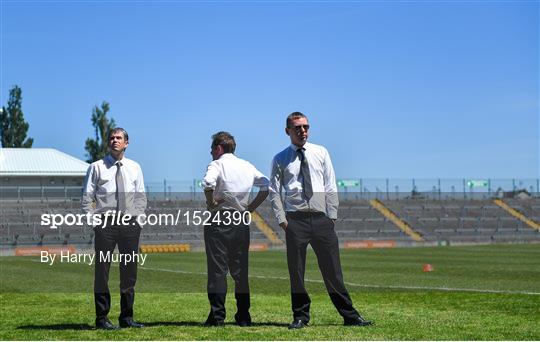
[
  {"x1": 286, "y1": 211, "x2": 359, "y2": 323},
  {"x1": 204, "y1": 223, "x2": 250, "y2": 323},
  {"x1": 94, "y1": 219, "x2": 141, "y2": 324}
]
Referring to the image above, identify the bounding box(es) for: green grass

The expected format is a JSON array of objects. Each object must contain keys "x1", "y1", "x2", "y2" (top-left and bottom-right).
[{"x1": 1, "y1": 244, "x2": 539, "y2": 340}]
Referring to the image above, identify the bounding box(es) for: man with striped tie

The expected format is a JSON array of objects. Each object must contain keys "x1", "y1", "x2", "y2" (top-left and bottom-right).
[
  {"x1": 269, "y1": 112, "x2": 373, "y2": 329},
  {"x1": 82, "y1": 127, "x2": 147, "y2": 330}
]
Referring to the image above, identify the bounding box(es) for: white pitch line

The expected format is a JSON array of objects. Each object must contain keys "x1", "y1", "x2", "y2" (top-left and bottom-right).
[
  {"x1": 138, "y1": 265, "x2": 540, "y2": 296},
  {"x1": 23, "y1": 258, "x2": 540, "y2": 295}
]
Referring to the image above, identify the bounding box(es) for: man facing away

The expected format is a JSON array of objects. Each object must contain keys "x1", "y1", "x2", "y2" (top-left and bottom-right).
[
  {"x1": 202, "y1": 131, "x2": 269, "y2": 327},
  {"x1": 269, "y1": 112, "x2": 373, "y2": 329},
  {"x1": 82, "y1": 127, "x2": 147, "y2": 330}
]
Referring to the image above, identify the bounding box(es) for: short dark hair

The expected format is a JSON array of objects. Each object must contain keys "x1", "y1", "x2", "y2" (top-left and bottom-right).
[
  {"x1": 211, "y1": 131, "x2": 236, "y2": 153},
  {"x1": 108, "y1": 127, "x2": 129, "y2": 142},
  {"x1": 286, "y1": 111, "x2": 308, "y2": 128}
]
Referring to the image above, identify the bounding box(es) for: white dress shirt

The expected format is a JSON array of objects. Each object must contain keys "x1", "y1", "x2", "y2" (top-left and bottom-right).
[
  {"x1": 82, "y1": 155, "x2": 147, "y2": 216},
  {"x1": 202, "y1": 153, "x2": 269, "y2": 212},
  {"x1": 269, "y1": 142, "x2": 339, "y2": 224}
]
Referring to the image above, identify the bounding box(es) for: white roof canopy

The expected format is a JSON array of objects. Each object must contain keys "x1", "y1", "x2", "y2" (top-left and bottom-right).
[{"x1": 0, "y1": 148, "x2": 89, "y2": 177}]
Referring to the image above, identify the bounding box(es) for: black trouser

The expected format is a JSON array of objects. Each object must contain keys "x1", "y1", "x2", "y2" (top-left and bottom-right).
[
  {"x1": 286, "y1": 211, "x2": 359, "y2": 323},
  {"x1": 94, "y1": 219, "x2": 141, "y2": 325},
  {"x1": 204, "y1": 223, "x2": 250, "y2": 324}
]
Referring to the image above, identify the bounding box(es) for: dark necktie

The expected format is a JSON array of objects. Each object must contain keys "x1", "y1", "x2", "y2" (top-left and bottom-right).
[
  {"x1": 297, "y1": 148, "x2": 313, "y2": 200},
  {"x1": 116, "y1": 162, "x2": 126, "y2": 212}
]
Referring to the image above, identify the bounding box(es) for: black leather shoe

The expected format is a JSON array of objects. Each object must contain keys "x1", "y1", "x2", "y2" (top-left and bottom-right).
[
  {"x1": 236, "y1": 320, "x2": 251, "y2": 327},
  {"x1": 96, "y1": 319, "x2": 120, "y2": 330},
  {"x1": 119, "y1": 319, "x2": 145, "y2": 328},
  {"x1": 344, "y1": 316, "x2": 373, "y2": 326},
  {"x1": 234, "y1": 312, "x2": 252, "y2": 327},
  {"x1": 203, "y1": 320, "x2": 225, "y2": 327},
  {"x1": 288, "y1": 319, "x2": 308, "y2": 329}
]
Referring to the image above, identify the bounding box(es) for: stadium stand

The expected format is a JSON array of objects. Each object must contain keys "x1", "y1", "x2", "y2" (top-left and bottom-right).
[
  {"x1": 383, "y1": 199, "x2": 539, "y2": 243},
  {"x1": 2, "y1": 195, "x2": 540, "y2": 248}
]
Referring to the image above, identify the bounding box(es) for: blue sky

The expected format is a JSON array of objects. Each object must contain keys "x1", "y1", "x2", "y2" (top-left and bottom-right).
[{"x1": 1, "y1": 1, "x2": 538, "y2": 185}]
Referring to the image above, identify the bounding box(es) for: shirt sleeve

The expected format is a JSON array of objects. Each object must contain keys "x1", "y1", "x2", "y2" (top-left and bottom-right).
[
  {"x1": 252, "y1": 164, "x2": 270, "y2": 190},
  {"x1": 133, "y1": 163, "x2": 147, "y2": 216},
  {"x1": 322, "y1": 147, "x2": 339, "y2": 219},
  {"x1": 202, "y1": 161, "x2": 220, "y2": 190},
  {"x1": 81, "y1": 164, "x2": 97, "y2": 214},
  {"x1": 269, "y1": 155, "x2": 287, "y2": 225}
]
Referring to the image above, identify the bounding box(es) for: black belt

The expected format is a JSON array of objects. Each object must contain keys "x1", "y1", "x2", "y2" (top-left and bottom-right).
[{"x1": 286, "y1": 211, "x2": 326, "y2": 219}]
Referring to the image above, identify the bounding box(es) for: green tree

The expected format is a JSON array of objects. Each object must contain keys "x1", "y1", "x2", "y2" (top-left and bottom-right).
[
  {"x1": 0, "y1": 85, "x2": 33, "y2": 147},
  {"x1": 84, "y1": 101, "x2": 116, "y2": 163}
]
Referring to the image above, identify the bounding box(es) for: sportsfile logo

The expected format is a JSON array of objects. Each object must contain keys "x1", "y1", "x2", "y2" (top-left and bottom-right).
[{"x1": 40, "y1": 210, "x2": 252, "y2": 229}]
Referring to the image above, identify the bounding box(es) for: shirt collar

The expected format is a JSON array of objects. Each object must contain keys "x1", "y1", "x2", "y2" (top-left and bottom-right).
[
  {"x1": 105, "y1": 154, "x2": 124, "y2": 166},
  {"x1": 218, "y1": 153, "x2": 235, "y2": 160},
  {"x1": 289, "y1": 142, "x2": 309, "y2": 152}
]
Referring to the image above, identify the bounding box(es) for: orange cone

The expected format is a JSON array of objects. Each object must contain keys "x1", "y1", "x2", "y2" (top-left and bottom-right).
[{"x1": 423, "y1": 264, "x2": 434, "y2": 272}]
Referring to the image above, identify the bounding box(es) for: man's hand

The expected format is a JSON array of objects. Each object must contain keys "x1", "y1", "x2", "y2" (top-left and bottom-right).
[
  {"x1": 206, "y1": 200, "x2": 219, "y2": 211},
  {"x1": 207, "y1": 199, "x2": 225, "y2": 211},
  {"x1": 279, "y1": 221, "x2": 288, "y2": 230}
]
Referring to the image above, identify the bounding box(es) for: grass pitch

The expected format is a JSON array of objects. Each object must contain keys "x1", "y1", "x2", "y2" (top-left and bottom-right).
[{"x1": 1, "y1": 244, "x2": 539, "y2": 340}]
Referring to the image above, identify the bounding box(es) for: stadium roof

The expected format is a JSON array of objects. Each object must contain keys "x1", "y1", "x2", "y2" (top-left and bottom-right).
[{"x1": 0, "y1": 148, "x2": 89, "y2": 176}]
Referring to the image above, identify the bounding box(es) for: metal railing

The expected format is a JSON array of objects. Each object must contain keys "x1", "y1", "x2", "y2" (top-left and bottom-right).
[{"x1": 1, "y1": 178, "x2": 539, "y2": 201}]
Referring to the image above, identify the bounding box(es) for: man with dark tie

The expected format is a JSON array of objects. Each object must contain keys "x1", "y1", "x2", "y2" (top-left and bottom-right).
[
  {"x1": 202, "y1": 131, "x2": 269, "y2": 327},
  {"x1": 269, "y1": 112, "x2": 373, "y2": 329},
  {"x1": 82, "y1": 127, "x2": 147, "y2": 330}
]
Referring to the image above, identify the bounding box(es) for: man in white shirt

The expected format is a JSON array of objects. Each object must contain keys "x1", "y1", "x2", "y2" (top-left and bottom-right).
[
  {"x1": 269, "y1": 112, "x2": 372, "y2": 329},
  {"x1": 82, "y1": 127, "x2": 147, "y2": 330},
  {"x1": 202, "y1": 131, "x2": 269, "y2": 327}
]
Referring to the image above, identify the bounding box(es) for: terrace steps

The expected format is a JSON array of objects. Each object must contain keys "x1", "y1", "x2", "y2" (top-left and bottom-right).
[
  {"x1": 369, "y1": 199, "x2": 424, "y2": 242},
  {"x1": 252, "y1": 210, "x2": 283, "y2": 244},
  {"x1": 493, "y1": 199, "x2": 540, "y2": 231}
]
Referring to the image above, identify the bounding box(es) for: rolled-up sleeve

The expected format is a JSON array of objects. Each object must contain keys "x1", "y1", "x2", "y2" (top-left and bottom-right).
[
  {"x1": 252, "y1": 165, "x2": 269, "y2": 191},
  {"x1": 202, "y1": 161, "x2": 220, "y2": 190}
]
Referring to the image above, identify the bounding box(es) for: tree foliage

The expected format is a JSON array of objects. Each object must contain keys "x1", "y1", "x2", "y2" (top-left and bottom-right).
[
  {"x1": 84, "y1": 101, "x2": 116, "y2": 163},
  {"x1": 0, "y1": 85, "x2": 33, "y2": 147}
]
